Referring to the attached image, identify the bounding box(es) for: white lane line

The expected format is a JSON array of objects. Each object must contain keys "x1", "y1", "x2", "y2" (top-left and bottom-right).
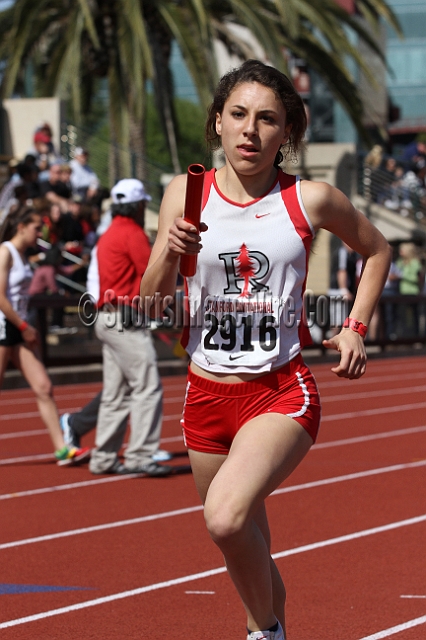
[
  {"x1": 313, "y1": 425, "x2": 426, "y2": 449},
  {"x1": 0, "y1": 505, "x2": 204, "y2": 550},
  {"x1": 2, "y1": 455, "x2": 423, "y2": 502},
  {"x1": 0, "y1": 474, "x2": 140, "y2": 500},
  {"x1": 321, "y1": 401, "x2": 426, "y2": 422},
  {"x1": 400, "y1": 595, "x2": 426, "y2": 598},
  {"x1": 322, "y1": 384, "x2": 426, "y2": 403},
  {"x1": 357, "y1": 615, "x2": 426, "y2": 639},
  {"x1": 0, "y1": 435, "x2": 184, "y2": 467},
  {"x1": 0, "y1": 370, "x2": 422, "y2": 408},
  {"x1": 0, "y1": 385, "x2": 426, "y2": 430},
  {"x1": 317, "y1": 370, "x2": 426, "y2": 390},
  {"x1": 3, "y1": 394, "x2": 426, "y2": 440},
  {"x1": 1, "y1": 411, "x2": 67, "y2": 421},
  {"x1": 0, "y1": 408, "x2": 183, "y2": 421},
  {"x1": 0, "y1": 429, "x2": 47, "y2": 440},
  {"x1": 3, "y1": 400, "x2": 426, "y2": 425},
  {"x1": 1, "y1": 422, "x2": 424, "y2": 474},
  {"x1": 0, "y1": 385, "x2": 186, "y2": 407},
  {"x1": 0, "y1": 453, "x2": 53, "y2": 465},
  {"x1": 272, "y1": 460, "x2": 426, "y2": 496},
  {"x1": 0, "y1": 392, "x2": 98, "y2": 407},
  {"x1": 1, "y1": 514, "x2": 425, "y2": 630},
  {"x1": 0, "y1": 430, "x2": 183, "y2": 443},
  {"x1": 2, "y1": 460, "x2": 425, "y2": 548},
  {"x1": 272, "y1": 514, "x2": 426, "y2": 561}
]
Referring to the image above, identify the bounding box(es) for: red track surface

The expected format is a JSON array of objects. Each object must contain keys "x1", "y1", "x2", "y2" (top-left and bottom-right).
[{"x1": 1, "y1": 354, "x2": 425, "y2": 639}]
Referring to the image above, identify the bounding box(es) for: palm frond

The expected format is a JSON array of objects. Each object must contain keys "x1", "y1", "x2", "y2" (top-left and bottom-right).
[{"x1": 76, "y1": 0, "x2": 100, "y2": 48}]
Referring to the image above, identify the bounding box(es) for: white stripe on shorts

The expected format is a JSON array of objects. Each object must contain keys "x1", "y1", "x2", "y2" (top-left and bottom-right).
[{"x1": 286, "y1": 371, "x2": 310, "y2": 419}]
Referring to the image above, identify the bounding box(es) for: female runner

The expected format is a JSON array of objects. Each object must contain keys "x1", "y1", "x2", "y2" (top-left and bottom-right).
[
  {"x1": 140, "y1": 60, "x2": 391, "y2": 639},
  {"x1": 0, "y1": 204, "x2": 90, "y2": 465}
]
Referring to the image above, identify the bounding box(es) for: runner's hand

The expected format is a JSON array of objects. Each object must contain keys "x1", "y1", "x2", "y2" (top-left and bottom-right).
[
  {"x1": 322, "y1": 329, "x2": 366, "y2": 379},
  {"x1": 167, "y1": 218, "x2": 208, "y2": 256},
  {"x1": 22, "y1": 325, "x2": 39, "y2": 346}
]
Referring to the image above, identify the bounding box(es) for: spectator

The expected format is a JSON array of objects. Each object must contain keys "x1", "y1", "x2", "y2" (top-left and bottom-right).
[
  {"x1": 59, "y1": 391, "x2": 172, "y2": 462},
  {"x1": 89, "y1": 178, "x2": 170, "y2": 476},
  {"x1": 399, "y1": 165, "x2": 426, "y2": 217},
  {"x1": 28, "y1": 122, "x2": 59, "y2": 170},
  {"x1": 376, "y1": 254, "x2": 402, "y2": 341},
  {"x1": 328, "y1": 241, "x2": 359, "y2": 333},
  {"x1": 0, "y1": 163, "x2": 40, "y2": 218},
  {"x1": 382, "y1": 163, "x2": 413, "y2": 213},
  {"x1": 401, "y1": 134, "x2": 426, "y2": 170},
  {"x1": 0, "y1": 204, "x2": 90, "y2": 465},
  {"x1": 62, "y1": 197, "x2": 84, "y2": 247},
  {"x1": 27, "y1": 199, "x2": 63, "y2": 297},
  {"x1": 69, "y1": 147, "x2": 100, "y2": 201},
  {"x1": 76, "y1": 202, "x2": 100, "y2": 250},
  {"x1": 60, "y1": 164, "x2": 73, "y2": 191},
  {"x1": 396, "y1": 242, "x2": 423, "y2": 336},
  {"x1": 363, "y1": 145, "x2": 384, "y2": 202},
  {"x1": 378, "y1": 157, "x2": 397, "y2": 204},
  {"x1": 39, "y1": 162, "x2": 72, "y2": 212}
]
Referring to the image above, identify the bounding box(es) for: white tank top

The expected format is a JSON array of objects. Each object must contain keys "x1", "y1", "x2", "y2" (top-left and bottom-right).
[
  {"x1": 0, "y1": 241, "x2": 33, "y2": 323},
  {"x1": 181, "y1": 169, "x2": 314, "y2": 374}
]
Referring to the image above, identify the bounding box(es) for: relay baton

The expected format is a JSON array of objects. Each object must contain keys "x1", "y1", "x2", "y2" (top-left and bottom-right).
[{"x1": 179, "y1": 163, "x2": 205, "y2": 277}]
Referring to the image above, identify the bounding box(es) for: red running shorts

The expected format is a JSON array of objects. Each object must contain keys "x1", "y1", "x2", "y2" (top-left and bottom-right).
[{"x1": 181, "y1": 353, "x2": 321, "y2": 455}]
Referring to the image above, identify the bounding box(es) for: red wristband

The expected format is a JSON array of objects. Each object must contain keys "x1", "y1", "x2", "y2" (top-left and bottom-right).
[
  {"x1": 18, "y1": 321, "x2": 29, "y2": 332},
  {"x1": 342, "y1": 317, "x2": 368, "y2": 338}
]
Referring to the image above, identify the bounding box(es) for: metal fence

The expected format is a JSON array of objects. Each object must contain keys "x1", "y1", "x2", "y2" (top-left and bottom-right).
[{"x1": 358, "y1": 153, "x2": 426, "y2": 226}]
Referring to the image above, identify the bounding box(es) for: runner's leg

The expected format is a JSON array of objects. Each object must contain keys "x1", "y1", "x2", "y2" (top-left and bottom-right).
[
  {"x1": 190, "y1": 413, "x2": 312, "y2": 633},
  {"x1": 12, "y1": 344, "x2": 64, "y2": 451}
]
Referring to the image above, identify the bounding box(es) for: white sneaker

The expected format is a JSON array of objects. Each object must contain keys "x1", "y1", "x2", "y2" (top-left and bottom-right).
[
  {"x1": 152, "y1": 449, "x2": 173, "y2": 462},
  {"x1": 247, "y1": 622, "x2": 285, "y2": 640}
]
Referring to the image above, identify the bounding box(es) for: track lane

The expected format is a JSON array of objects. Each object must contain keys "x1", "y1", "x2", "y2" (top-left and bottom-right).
[{"x1": 1, "y1": 354, "x2": 425, "y2": 638}]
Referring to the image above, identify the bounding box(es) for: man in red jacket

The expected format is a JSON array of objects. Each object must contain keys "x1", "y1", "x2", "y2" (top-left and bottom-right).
[{"x1": 89, "y1": 178, "x2": 170, "y2": 476}]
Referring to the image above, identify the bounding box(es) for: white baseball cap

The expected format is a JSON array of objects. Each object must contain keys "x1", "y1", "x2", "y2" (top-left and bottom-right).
[
  {"x1": 74, "y1": 147, "x2": 88, "y2": 156},
  {"x1": 111, "y1": 178, "x2": 152, "y2": 204}
]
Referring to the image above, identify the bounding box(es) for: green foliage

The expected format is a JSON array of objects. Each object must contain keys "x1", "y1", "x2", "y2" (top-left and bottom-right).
[
  {"x1": 175, "y1": 97, "x2": 210, "y2": 170},
  {"x1": 146, "y1": 94, "x2": 208, "y2": 170},
  {"x1": 0, "y1": 0, "x2": 403, "y2": 169},
  {"x1": 145, "y1": 96, "x2": 172, "y2": 168}
]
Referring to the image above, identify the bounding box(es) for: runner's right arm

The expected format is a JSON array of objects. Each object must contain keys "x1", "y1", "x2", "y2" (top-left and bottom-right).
[{"x1": 140, "y1": 174, "x2": 206, "y2": 311}]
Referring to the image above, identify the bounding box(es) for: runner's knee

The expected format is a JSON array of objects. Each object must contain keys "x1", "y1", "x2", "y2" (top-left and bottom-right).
[
  {"x1": 32, "y1": 378, "x2": 53, "y2": 399},
  {"x1": 204, "y1": 498, "x2": 247, "y2": 545}
]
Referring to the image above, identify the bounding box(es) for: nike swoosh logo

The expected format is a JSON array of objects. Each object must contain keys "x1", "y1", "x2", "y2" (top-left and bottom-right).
[
  {"x1": 255, "y1": 212, "x2": 271, "y2": 218},
  {"x1": 229, "y1": 354, "x2": 247, "y2": 361}
]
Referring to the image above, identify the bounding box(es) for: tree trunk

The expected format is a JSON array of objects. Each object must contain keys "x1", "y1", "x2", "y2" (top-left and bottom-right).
[
  {"x1": 148, "y1": 23, "x2": 181, "y2": 174},
  {"x1": 129, "y1": 111, "x2": 146, "y2": 182}
]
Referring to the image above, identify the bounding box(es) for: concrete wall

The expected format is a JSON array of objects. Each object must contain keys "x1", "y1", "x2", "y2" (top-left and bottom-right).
[{"x1": 1, "y1": 97, "x2": 64, "y2": 159}]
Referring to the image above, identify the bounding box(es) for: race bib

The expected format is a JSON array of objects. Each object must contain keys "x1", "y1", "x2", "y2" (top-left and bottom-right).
[
  {"x1": 200, "y1": 295, "x2": 282, "y2": 367},
  {"x1": 15, "y1": 294, "x2": 29, "y2": 319}
]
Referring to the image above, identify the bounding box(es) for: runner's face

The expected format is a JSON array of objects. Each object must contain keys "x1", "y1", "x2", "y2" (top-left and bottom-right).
[
  {"x1": 215, "y1": 82, "x2": 291, "y2": 175},
  {"x1": 19, "y1": 216, "x2": 43, "y2": 247}
]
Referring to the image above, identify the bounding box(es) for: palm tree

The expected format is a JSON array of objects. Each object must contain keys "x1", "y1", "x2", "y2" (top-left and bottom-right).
[{"x1": 0, "y1": 0, "x2": 401, "y2": 180}]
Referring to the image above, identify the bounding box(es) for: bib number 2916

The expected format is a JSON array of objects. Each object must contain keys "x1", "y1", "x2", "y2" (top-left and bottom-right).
[{"x1": 203, "y1": 313, "x2": 277, "y2": 353}]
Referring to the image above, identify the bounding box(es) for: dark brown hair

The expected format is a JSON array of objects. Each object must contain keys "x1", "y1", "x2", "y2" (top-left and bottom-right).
[
  {"x1": 205, "y1": 59, "x2": 307, "y2": 167},
  {"x1": 0, "y1": 204, "x2": 39, "y2": 243}
]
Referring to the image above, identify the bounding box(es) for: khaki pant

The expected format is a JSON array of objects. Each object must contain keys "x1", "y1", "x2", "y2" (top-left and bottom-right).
[{"x1": 89, "y1": 311, "x2": 163, "y2": 473}]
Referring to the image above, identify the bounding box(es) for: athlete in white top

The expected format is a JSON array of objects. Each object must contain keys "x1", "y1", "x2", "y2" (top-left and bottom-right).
[
  {"x1": 0, "y1": 205, "x2": 90, "y2": 465},
  {"x1": 141, "y1": 60, "x2": 391, "y2": 640},
  {"x1": 182, "y1": 168, "x2": 314, "y2": 374},
  {"x1": 0, "y1": 240, "x2": 33, "y2": 335}
]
